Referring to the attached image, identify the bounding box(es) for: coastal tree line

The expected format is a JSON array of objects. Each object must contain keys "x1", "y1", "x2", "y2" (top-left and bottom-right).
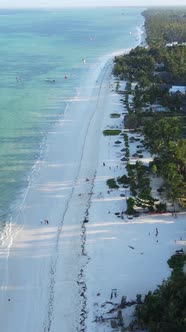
[
  {"x1": 111, "y1": 8, "x2": 186, "y2": 331},
  {"x1": 133, "y1": 252, "x2": 186, "y2": 332},
  {"x1": 143, "y1": 8, "x2": 186, "y2": 47},
  {"x1": 113, "y1": 21, "x2": 186, "y2": 210}
]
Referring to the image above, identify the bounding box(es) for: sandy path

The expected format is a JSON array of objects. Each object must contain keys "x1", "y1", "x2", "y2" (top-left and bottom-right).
[{"x1": 0, "y1": 58, "x2": 113, "y2": 332}]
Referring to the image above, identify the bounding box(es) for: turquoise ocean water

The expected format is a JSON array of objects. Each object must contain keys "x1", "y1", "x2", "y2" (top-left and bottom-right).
[{"x1": 0, "y1": 7, "x2": 144, "y2": 231}]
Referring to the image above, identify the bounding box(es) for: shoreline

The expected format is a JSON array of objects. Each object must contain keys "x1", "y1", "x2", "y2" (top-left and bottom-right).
[
  {"x1": 84, "y1": 66, "x2": 185, "y2": 331},
  {"x1": 0, "y1": 45, "x2": 184, "y2": 332},
  {"x1": 0, "y1": 21, "x2": 147, "y2": 332},
  {"x1": 0, "y1": 17, "x2": 144, "y2": 237},
  {"x1": 0, "y1": 50, "x2": 129, "y2": 241},
  {"x1": 0, "y1": 52, "x2": 119, "y2": 332}
]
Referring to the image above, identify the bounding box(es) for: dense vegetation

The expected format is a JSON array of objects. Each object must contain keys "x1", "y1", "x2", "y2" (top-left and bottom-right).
[
  {"x1": 111, "y1": 8, "x2": 186, "y2": 331},
  {"x1": 113, "y1": 45, "x2": 186, "y2": 86},
  {"x1": 143, "y1": 8, "x2": 186, "y2": 47},
  {"x1": 134, "y1": 253, "x2": 186, "y2": 332},
  {"x1": 113, "y1": 8, "x2": 186, "y2": 210},
  {"x1": 164, "y1": 45, "x2": 186, "y2": 83},
  {"x1": 113, "y1": 46, "x2": 155, "y2": 85},
  {"x1": 144, "y1": 117, "x2": 186, "y2": 208}
]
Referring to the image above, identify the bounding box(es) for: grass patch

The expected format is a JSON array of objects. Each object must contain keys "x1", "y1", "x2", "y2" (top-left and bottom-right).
[
  {"x1": 106, "y1": 178, "x2": 119, "y2": 189},
  {"x1": 103, "y1": 129, "x2": 121, "y2": 136},
  {"x1": 110, "y1": 113, "x2": 120, "y2": 118}
]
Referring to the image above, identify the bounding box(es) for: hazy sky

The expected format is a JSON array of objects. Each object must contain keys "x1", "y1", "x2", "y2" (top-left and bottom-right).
[{"x1": 0, "y1": 0, "x2": 186, "y2": 9}]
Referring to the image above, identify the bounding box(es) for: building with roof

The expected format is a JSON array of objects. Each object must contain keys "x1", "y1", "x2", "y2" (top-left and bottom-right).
[{"x1": 169, "y1": 86, "x2": 186, "y2": 95}]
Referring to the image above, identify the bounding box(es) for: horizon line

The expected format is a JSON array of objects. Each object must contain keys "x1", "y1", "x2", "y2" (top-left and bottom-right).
[{"x1": 0, "y1": 5, "x2": 186, "y2": 9}]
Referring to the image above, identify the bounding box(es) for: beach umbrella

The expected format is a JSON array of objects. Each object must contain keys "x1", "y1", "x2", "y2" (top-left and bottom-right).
[
  {"x1": 120, "y1": 157, "x2": 128, "y2": 161},
  {"x1": 120, "y1": 148, "x2": 126, "y2": 152},
  {"x1": 115, "y1": 140, "x2": 122, "y2": 144}
]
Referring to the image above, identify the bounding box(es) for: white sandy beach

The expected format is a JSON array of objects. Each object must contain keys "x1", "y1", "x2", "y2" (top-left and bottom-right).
[
  {"x1": 0, "y1": 52, "x2": 185, "y2": 332},
  {"x1": 85, "y1": 77, "x2": 186, "y2": 330}
]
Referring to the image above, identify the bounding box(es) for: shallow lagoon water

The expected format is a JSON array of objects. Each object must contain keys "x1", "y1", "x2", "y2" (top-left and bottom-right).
[{"x1": 0, "y1": 7, "x2": 144, "y2": 230}]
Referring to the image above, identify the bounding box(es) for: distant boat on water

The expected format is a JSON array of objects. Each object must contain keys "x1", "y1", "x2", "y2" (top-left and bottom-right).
[
  {"x1": 16, "y1": 76, "x2": 23, "y2": 82},
  {"x1": 45, "y1": 78, "x2": 55, "y2": 83}
]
